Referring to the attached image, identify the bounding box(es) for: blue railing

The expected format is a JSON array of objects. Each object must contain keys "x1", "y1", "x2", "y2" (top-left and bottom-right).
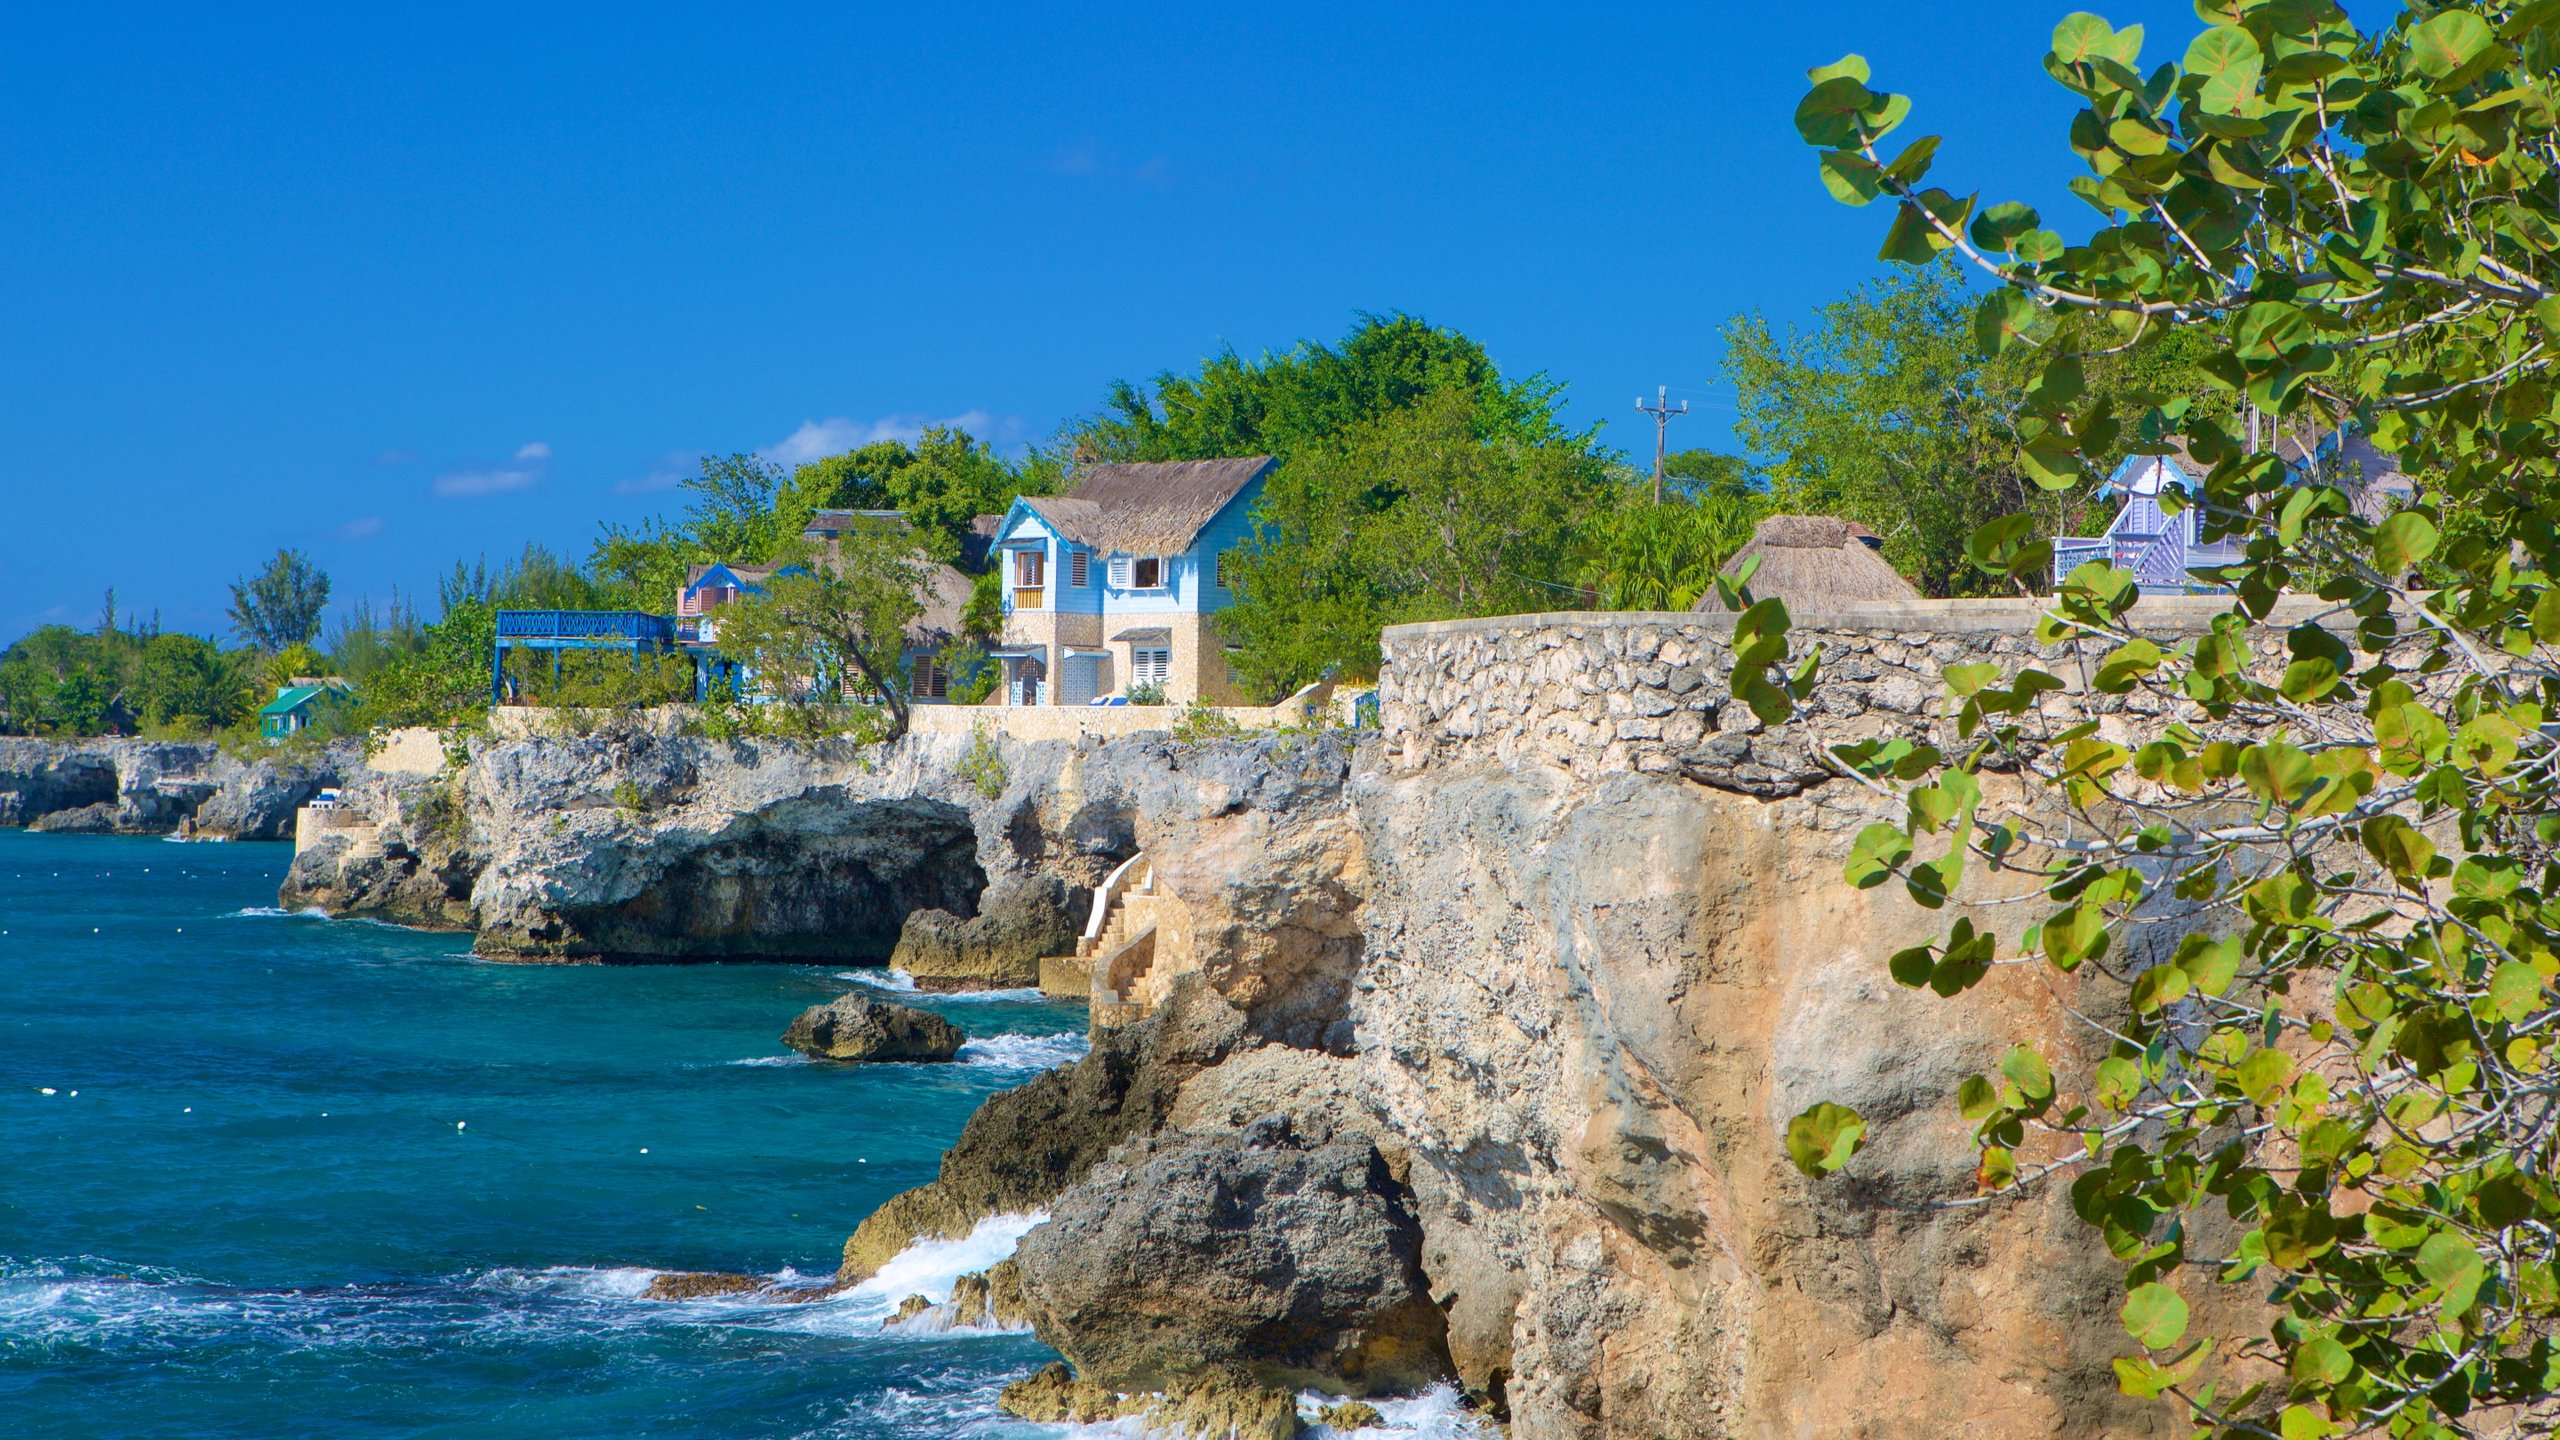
[{"x1": 495, "y1": 610, "x2": 677, "y2": 643}]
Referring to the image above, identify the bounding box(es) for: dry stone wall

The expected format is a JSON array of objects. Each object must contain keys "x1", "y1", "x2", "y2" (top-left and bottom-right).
[{"x1": 1377, "y1": 595, "x2": 2353, "y2": 797}]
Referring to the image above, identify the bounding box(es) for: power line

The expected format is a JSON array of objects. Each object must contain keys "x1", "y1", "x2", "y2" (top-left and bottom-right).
[{"x1": 1635, "y1": 385, "x2": 1691, "y2": 504}]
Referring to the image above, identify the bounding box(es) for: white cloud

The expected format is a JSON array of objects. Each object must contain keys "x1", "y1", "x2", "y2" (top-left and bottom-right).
[
  {"x1": 515, "y1": 441, "x2": 552, "y2": 461},
  {"x1": 614, "y1": 465, "x2": 690, "y2": 496},
  {"x1": 759, "y1": 412, "x2": 1003, "y2": 467},
  {"x1": 335, "y1": 515, "x2": 385, "y2": 539},
  {"x1": 433, "y1": 467, "x2": 539, "y2": 498}
]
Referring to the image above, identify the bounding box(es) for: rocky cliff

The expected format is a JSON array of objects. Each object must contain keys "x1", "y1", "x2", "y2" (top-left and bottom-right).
[
  {"x1": 267, "y1": 605, "x2": 2225, "y2": 1436},
  {"x1": 0, "y1": 737, "x2": 350, "y2": 839}
]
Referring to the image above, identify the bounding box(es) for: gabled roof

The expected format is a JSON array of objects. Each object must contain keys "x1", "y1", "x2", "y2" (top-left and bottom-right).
[
  {"x1": 258, "y1": 683, "x2": 350, "y2": 717},
  {"x1": 682, "y1": 561, "x2": 788, "y2": 595},
  {"x1": 1007, "y1": 457, "x2": 1275, "y2": 557}
]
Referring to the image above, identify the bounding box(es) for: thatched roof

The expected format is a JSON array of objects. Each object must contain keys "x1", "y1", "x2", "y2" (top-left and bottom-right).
[
  {"x1": 908, "y1": 561, "x2": 977, "y2": 646},
  {"x1": 1699, "y1": 514, "x2": 1920, "y2": 612},
  {"x1": 1037, "y1": 456, "x2": 1275, "y2": 556}
]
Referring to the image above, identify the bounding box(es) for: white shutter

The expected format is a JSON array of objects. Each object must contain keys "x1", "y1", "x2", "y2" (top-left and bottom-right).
[{"x1": 1109, "y1": 555, "x2": 1130, "y2": 587}]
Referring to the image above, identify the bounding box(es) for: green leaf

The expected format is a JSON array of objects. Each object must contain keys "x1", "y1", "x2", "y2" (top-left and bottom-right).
[
  {"x1": 2174, "y1": 934, "x2": 2242, "y2": 996},
  {"x1": 1736, "y1": 667, "x2": 1795, "y2": 726},
  {"x1": 1974, "y1": 289, "x2": 2048, "y2": 355},
  {"x1": 2407, "y1": 10, "x2": 2500, "y2": 89},
  {"x1": 2237, "y1": 1047, "x2": 2294, "y2": 1105},
  {"x1": 2120, "y1": 1282, "x2": 2189, "y2": 1348},
  {"x1": 2374, "y1": 511, "x2": 2439, "y2": 575},
  {"x1": 1844, "y1": 823, "x2": 1915, "y2": 887},
  {"x1": 1942, "y1": 662, "x2": 2000, "y2": 697},
  {"x1": 1795, "y1": 76, "x2": 1877, "y2": 147},
  {"x1": 2234, "y1": 300, "x2": 2313, "y2": 360},
  {"x1": 2417, "y1": 1230, "x2": 2486, "y2": 1312},
  {"x1": 2094, "y1": 637, "x2": 2162, "y2": 693},
  {"x1": 2487, "y1": 960, "x2": 2544, "y2": 1022},
  {"x1": 2239, "y1": 740, "x2": 2314, "y2": 806},
  {"x1": 2094, "y1": 1055, "x2": 2142, "y2": 1110},
  {"x1": 2001, "y1": 1044, "x2": 2055, "y2": 1103},
  {"x1": 2184, "y1": 25, "x2": 2263, "y2": 113},
  {"x1": 1818, "y1": 151, "x2": 1883, "y2": 206},
  {"x1": 2290, "y1": 1334, "x2": 2355, "y2": 1385},
  {"x1": 1806, "y1": 53, "x2": 1871, "y2": 85},
  {"x1": 2045, "y1": 902, "x2": 2109, "y2": 972},
  {"x1": 2361, "y1": 813, "x2": 2438, "y2": 884},
  {"x1": 1784, "y1": 1102, "x2": 1867, "y2": 1178},
  {"x1": 1957, "y1": 1072, "x2": 2001, "y2": 1120},
  {"x1": 1887, "y1": 943, "x2": 1935, "y2": 987},
  {"x1": 1968, "y1": 200, "x2": 2041, "y2": 252},
  {"x1": 2051, "y1": 13, "x2": 2120, "y2": 67}
]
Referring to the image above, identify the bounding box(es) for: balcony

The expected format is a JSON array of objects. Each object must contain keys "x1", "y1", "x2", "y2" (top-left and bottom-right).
[{"x1": 494, "y1": 610, "x2": 678, "y2": 644}]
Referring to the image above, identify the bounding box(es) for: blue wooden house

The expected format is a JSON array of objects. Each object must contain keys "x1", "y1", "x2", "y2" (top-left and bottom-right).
[
  {"x1": 2051, "y1": 450, "x2": 2249, "y2": 595},
  {"x1": 2053, "y1": 434, "x2": 2415, "y2": 596},
  {"x1": 986, "y1": 457, "x2": 1274, "y2": 706}
]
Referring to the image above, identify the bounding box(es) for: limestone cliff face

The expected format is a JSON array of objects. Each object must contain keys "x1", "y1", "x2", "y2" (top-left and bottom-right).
[
  {"x1": 0, "y1": 737, "x2": 347, "y2": 839},
  {"x1": 1350, "y1": 759, "x2": 2142, "y2": 1439}
]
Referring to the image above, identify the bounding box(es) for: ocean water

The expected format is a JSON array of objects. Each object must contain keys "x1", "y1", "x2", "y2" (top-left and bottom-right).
[{"x1": 0, "y1": 830, "x2": 1481, "y2": 1439}]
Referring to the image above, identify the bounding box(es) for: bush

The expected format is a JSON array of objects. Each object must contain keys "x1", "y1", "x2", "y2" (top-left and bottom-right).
[
  {"x1": 1124, "y1": 680, "x2": 1169, "y2": 706},
  {"x1": 1170, "y1": 699, "x2": 1244, "y2": 745},
  {"x1": 957, "y1": 724, "x2": 1008, "y2": 800}
]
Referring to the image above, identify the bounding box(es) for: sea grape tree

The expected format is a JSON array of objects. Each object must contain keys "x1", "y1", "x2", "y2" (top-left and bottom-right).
[{"x1": 1771, "y1": 5, "x2": 2560, "y2": 1436}]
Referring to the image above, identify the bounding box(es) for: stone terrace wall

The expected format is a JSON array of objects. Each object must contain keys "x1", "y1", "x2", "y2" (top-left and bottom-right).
[{"x1": 1377, "y1": 595, "x2": 2348, "y2": 797}]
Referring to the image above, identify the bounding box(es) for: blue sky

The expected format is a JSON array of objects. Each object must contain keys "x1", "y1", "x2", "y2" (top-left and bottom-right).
[{"x1": 2, "y1": 1, "x2": 2280, "y2": 643}]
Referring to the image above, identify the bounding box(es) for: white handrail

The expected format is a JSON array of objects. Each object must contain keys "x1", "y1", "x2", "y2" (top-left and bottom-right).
[{"x1": 1084, "y1": 851, "x2": 1148, "y2": 944}]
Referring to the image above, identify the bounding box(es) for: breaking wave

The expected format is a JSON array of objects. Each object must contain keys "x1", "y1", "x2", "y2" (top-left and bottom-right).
[{"x1": 956, "y1": 1033, "x2": 1088, "y2": 1072}]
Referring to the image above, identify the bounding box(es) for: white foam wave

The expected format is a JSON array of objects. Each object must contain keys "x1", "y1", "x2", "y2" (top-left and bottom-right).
[
  {"x1": 846, "y1": 1212, "x2": 1044, "y2": 1312},
  {"x1": 956, "y1": 1033, "x2": 1088, "y2": 1072},
  {"x1": 933, "y1": 986, "x2": 1049, "y2": 1004},
  {"x1": 1032, "y1": 1383, "x2": 1492, "y2": 1439},
  {"x1": 222, "y1": 905, "x2": 331, "y2": 919},
  {"x1": 724, "y1": 1055, "x2": 814, "y2": 1068},
  {"x1": 838, "y1": 967, "x2": 921, "y2": 992}
]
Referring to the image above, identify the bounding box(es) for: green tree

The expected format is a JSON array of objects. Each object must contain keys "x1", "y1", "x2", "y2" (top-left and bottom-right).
[
  {"x1": 1771, "y1": 9, "x2": 2560, "y2": 1436},
  {"x1": 1726, "y1": 261, "x2": 2222, "y2": 597},
  {"x1": 326, "y1": 592, "x2": 424, "y2": 683},
  {"x1": 1575, "y1": 489, "x2": 1769, "y2": 611},
  {"x1": 132, "y1": 634, "x2": 257, "y2": 730},
  {"x1": 1221, "y1": 388, "x2": 1609, "y2": 693},
  {"x1": 227, "y1": 549, "x2": 331, "y2": 651},
  {"x1": 43, "y1": 667, "x2": 111, "y2": 734},
  {"x1": 356, "y1": 599, "x2": 499, "y2": 730},
  {"x1": 712, "y1": 523, "x2": 930, "y2": 740}
]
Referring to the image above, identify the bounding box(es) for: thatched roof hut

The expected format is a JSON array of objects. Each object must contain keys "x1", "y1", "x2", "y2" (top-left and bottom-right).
[{"x1": 1698, "y1": 515, "x2": 1920, "y2": 612}]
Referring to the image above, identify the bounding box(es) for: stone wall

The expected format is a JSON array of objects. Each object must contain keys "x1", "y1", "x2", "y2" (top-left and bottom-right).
[{"x1": 1377, "y1": 595, "x2": 2348, "y2": 797}]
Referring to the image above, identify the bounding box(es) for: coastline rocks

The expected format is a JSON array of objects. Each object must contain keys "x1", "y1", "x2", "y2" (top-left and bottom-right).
[
  {"x1": 781, "y1": 994, "x2": 964, "y2": 1063},
  {"x1": 1013, "y1": 1113, "x2": 1450, "y2": 1402},
  {"x1": 887, "y1": 874, "x2": 1081, "y2": 990},
  {"x1": 0, "y1": 737, "x2": 346, "y2": 837},
  {"x1": 640, "y1": 1270, "x2": 835, "y2": 1303},
  {"x1": 278, "y1": 770, "x2": 479, "y2": 928},
  {"x1": 882, "y1": 1257, "x2": 1030, "y2": 1333},
  {"x1": 997, "y1": 1364, "x2": 1302, "y2": 1440},
  {"x1": 837, "y1": 975, "x2": 1254, "y2": 1283}
]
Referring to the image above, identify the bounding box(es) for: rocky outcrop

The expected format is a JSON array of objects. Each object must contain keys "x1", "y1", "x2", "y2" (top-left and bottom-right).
[
  {"x1": 0, "y1": 737, "x2": 346, "y2": 838},
  {"x1": 1013, "y1": 1113, "x2": 1449, "y2": 1401},
  {"x1": 277, "y1": 767, "x2": 479, "y2": 928},
  {"x1": 888, "y1": 874, "x2": 1081, "y2": 989},
  {"x1": 838, "y1": 974, "x2": 1256, "y2": 1282},
  {"x1": 781, "y1": 993, "x2": 964, "y2": 1062}
]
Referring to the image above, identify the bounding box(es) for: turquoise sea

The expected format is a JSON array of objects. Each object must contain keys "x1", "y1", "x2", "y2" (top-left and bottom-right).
[{"x1": 0, "y1": 829, "x2": 1092, "y2": 1439}]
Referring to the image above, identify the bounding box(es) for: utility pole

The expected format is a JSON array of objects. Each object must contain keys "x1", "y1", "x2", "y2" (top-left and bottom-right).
[{"x1": 1636, "y1": 385, "x2": 1690, "y2": 504}]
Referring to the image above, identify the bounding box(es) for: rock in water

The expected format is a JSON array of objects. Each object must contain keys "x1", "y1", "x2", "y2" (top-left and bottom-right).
[
  {"x1": 1014, "y1": 1113, "x2": 1450, "y2": 1401},
  {"x1": 781, "y1": 993, "x2": 963, "y2": 1062}
]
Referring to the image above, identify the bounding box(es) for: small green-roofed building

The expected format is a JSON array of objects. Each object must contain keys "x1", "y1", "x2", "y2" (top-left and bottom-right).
[{"x1": 258, "y1": 680, "x2": 354, "y2": 740}]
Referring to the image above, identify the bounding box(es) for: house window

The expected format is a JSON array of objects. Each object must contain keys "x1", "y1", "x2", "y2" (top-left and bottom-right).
[
  {"x1": 1069, "y1": 549, "x2": 1089, "y2": 587},
  {"x1": 1214, "y1": 551, "x2": 1229, "y2": 589},
  {"x1": 913, "y1": 654, "x2": 948, "y2": 700},
  {"x1": 1133, "y1": 648, "x2": 1171, "y2": 685},
  {"x1": 1131, "y1": 556, "x2": 1164, "y2": 589},
  {"x1": 1013, "y1": 549, "x2": 1045, "y2": 587}
]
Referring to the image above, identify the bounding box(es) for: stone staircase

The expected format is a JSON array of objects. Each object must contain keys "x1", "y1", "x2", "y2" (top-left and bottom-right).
[{"x1": 1038, "y1": 852, "x2": 1171, "y2": 1029}]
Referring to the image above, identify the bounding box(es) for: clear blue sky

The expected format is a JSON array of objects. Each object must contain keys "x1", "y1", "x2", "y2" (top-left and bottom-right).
[{"x1": 1, "y1": 1, "x2": 2290, "y2": 643}]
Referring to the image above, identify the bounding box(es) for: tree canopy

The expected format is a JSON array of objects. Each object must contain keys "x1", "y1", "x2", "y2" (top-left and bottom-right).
[{"x1": 227, "y1": 549, "x2": 331, "y2": 651}]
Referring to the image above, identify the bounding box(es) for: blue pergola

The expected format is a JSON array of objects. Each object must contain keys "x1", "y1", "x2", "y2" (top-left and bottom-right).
[{"x1": 492, "y1": 610, "x2": 686, "y2": 704}]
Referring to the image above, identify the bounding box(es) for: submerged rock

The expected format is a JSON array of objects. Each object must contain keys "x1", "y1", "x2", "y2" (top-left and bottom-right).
[
  {"x1": 1013, "y1": 1112, "x2": 1450, "y2": 1401},
  {"x1": 640, "y1": 1271, "x2": 767, "y2": 1301},
  {"x1": 781, "y1": 993, "x2": 963, "y2": 1062}
]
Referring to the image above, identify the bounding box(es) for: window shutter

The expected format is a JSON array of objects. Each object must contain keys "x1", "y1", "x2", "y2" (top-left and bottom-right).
[
  {"x1": 1109, "y1": 556, "x2": 1130, "y2": 587},
  {"x1": 1070, "y1": 550, "x2": 1089, "y2": 587}
]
